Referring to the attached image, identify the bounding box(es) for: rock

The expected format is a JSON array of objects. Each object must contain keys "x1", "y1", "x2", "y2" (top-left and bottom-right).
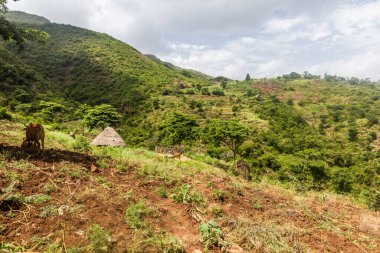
[
  {"x1": 58, "y1": 205, "x2": 70, "y2": 216},
  {"x1": 192, "y1": 250, "x2": 203, "y2": 253}
]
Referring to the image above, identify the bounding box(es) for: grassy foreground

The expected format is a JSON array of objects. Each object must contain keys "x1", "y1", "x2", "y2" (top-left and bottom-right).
[{"x1": 0, "y1": 120, "x2": 379, "y2": 252}]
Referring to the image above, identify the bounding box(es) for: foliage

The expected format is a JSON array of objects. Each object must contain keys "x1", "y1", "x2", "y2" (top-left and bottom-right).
[
  {"x1": 245, "y1": 73, "x2": 250, "y2": 81},
  {"x1": 158, "y1": 112, "x2": 199, "y2": 146},
  {"x1": 171, "y1": 184, "x2": 205, "y2": 206},
  {"x1": 125, "y1": 200, "x2": 152, "y2": 229},
  {"x1": 199, "y1": 220, "x2": 224, "y2": 249},
  {"x1": 0, "y1": 106, "x2": 11, "y2": 119},
  {"x1": 87, "y1": 224, "x2": 112, "y2": 253},
  {"x1": 203, "y1": 120, "x2": 249, "y2": 166},
  {"x1": 0, "y1": 242, "x2": 24, "y2": 252},
  {"x1": 0, "y1": 3, "x2": 49, "y2": 47},
  {"x1": 72, "y1": 136, "x2": 91, "y2": 153},
  {"x1": 84, "y1": 104, "x2": 121, "y2": 130}
]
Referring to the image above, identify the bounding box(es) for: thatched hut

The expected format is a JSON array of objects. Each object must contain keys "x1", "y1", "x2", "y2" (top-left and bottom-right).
[{"x1": 91, "y1": 127, "x2": 126, "y2": 147}]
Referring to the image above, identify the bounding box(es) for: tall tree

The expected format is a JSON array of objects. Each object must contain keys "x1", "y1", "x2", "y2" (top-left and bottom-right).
[
  {"x1": 158, "y1": 112, "x2": 199, "y2": 146},
  {"x1": 204, "y1": 120, "x2": 249, "y2": 167},
  {"x1": 245, "y1": 73, "x2": 251, "y2": 81},
  {"x1": 84, "y1": 104, "x2": 121, "y2": 131}
]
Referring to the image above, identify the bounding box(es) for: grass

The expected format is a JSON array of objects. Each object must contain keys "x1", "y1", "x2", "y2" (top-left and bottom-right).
[
  {"x1": 87, "y1": 224, "x2": 112, "y2": 253},
  {"x1": 223, "y1": 218, "x2": 309, "y2": 253},
  {"x1": 125, "y1": 200, "x2": 152, "y2": 229},
  {"x1": 24, "y1": 194, "x2": 50, "y2": 204},
  {"x1": 171, "y1": 184, "x2": 205, "y2": 206}
]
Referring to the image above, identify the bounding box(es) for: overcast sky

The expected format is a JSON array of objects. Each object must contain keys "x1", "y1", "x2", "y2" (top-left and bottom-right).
[{"x1": 8, "y1": 0, "x2": 380, "y2": 80}]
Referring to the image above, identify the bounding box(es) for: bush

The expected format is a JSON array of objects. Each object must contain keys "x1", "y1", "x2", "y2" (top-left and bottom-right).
[
  {"x1": 72, "y1": 136, "x2": 92, "y2": 153},
  {"x1": 0, "y1": 106, "x2": 12, "y2": 120},
  {"x1": 199, "y1": 220, "x2": 224, "y2": 249},
  {"x1": 211, "y1": 89, "x2": 225, "y2": 96},
  {"x1": 87, "y1": 224, "x2": 112, "y2": 253},
  {"x1": 330, "y1": 167, "x2": 353, "y2": 193},
  {"x1": 125, "y1": 201, "x2": 152, "y2": 229},
  {"x1": 171, "y1": 184, "x2": 205, "y2": 206}
]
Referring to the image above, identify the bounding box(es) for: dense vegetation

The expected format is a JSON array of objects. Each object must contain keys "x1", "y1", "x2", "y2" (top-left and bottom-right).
[{"x1": 0, "y1": 11, "x2": 379, "y2": 210}]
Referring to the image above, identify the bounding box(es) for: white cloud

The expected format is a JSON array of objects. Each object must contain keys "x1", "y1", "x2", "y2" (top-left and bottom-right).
[{"x1": 7, "y1": 0, "x2": 380, "y2": 80}]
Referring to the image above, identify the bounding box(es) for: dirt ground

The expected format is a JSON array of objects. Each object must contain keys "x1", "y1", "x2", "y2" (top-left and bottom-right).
[{"x1": 0, "y1": 143, "x2": 379, "y2": 252}]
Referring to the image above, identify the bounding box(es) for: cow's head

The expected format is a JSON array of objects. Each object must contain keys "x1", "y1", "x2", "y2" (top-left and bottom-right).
[{"x1": 21, "y1": 138, "x2": 31, "y2": 149}]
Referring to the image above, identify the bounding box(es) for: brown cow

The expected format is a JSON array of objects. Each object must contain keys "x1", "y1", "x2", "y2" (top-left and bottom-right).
[{"x1": 21, "y1": 123, "x2": 45, "y2": 150}]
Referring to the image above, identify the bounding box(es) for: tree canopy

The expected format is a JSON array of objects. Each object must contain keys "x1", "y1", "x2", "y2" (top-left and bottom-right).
[
  {"x1": 158, "y1": 112, "x2": 199, "y2": 146},
  {"x1": 83, "y1": 104, "x2": 121, "y2": 131}
]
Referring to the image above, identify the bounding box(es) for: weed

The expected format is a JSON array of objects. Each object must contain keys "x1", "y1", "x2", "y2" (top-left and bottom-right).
[
  {"x1": 87, "y1": 224, "x2": 112, "y2": 253},
  {"x1": 251, "y1": 200, "x2": 264, "y2": 210},
  {"x1": 24, "y1": 194, "x2": 50, "y2": 204},
  {"x1": 127, "y1": 230, "x2": 184, "y2": 253},
  {"x1": 44, "y1": 243, "x2": 61, "y2": 253},
  {"x1": 95, "y1": 176, "x2": 112, "y2": 188},
  {"x1": 125, "y1": 200, "x2": 152, "y2": 229},
  {"x1": 39, "y1": 205, "x2": 58, "y2": 218},
  {"x1": 156, "y1": 186, "x2": 169, "y2": 198},
  {"x1": 72, "y1": 136, "x2": 92, "y2": 153},
  {"x1": 211, "y1": 207, "x2": 224, "y2": 218},
  {"x1": 171, "y1": 184, "x2": 205, "y2": 206},
  {"x1": 213, "y1": 189, "x2": 227, "y2": 202},
  {"x1": 143, "y1": 232, "x2": 184, "y2": 253},
  {"x1": 0, "y1": 242, "x2": 24, "y2": 252},
  {"x1": 59, "y1": 163, "x2": 87, "y2": 179},
  {"x1": 43, "y1": 183, "x2": 57, "y2": 194},
  {"x1": 199, "y1": 220, "x2": 225, "y2": 250},
  {"x1": 66, "y1": 247, "x2": 83, "y2": 253}
]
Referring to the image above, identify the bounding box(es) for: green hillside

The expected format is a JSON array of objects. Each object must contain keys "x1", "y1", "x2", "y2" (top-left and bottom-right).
[{"x1": 0, "y1": 11, "x2": 379, "y2": 210}]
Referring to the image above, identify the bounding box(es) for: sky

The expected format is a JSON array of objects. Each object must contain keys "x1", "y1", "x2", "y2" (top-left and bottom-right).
[{"x1": 8, "y1": 0, "x2": 380, "y2": 80}]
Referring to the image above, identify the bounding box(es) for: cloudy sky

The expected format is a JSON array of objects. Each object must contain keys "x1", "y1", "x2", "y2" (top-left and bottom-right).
[{"x1": 8, "y1": 0, "x2": 380, "y2": 80}]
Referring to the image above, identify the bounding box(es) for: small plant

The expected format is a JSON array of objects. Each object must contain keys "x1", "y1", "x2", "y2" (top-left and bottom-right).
[
  {"x1": 252, "y1": 200, "x2": 263, "y2": 210},
  {"x1": 213, "y1": 189, "x2": 227, "y2": 202},
  {"x1": 171, "y1": 184, "x2": 205, "y2": 206},
  {"x1": 125, "y1": 201, "x2": 152, "y2": 229},
  {"x1": 43, "y1": 183, "x2": 57, "y2": 194},
  {"x1": 211, "y1": 207, "x2": 223, "y2": 218},
  {"x1": 39, "y1": 205, "x2": 58, "y2": 218},
  {"x1": 87, "y1": 224, "x2": 112, "y2": 253},
  {"x1": 199, "y1": 220, "x2": 225, "y2": 249},
  {"x1": 156, "y1": 186, "x2": 169, "y2": 198},
  {"x1": 24, "y1": 194, "x2": 50, "y2": 204},
  {"x1": 0, "y1": 242, "x2": 24, "y2": 252},
  {"x1": 66, "y1": 247, "x2": 83, "y2": 253},
  {"x1": 44, "y1": 243, "x2": 61, "y2": 253},
  {"x1": 72, "y1": 136, "x2": 92, "y2": 153},
  {"x1": 95, "y1": 176, "x2": 112, "y2": 188}
]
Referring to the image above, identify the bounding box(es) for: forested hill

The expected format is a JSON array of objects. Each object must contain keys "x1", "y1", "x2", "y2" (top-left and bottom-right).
[
  {"x1": 0, "y1": 11, "x2": 379, "y2": 210},
  {"x1": 0, "y1": 11, "x2": 211, "y2": 108}
]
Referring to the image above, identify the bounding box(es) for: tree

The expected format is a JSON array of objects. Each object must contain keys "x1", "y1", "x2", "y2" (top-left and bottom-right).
[
  {"x1": 158, "y1": 112, "x2": 199, "y2": 146},
  {"x1": 245, "y1": 73, "x2": 251, "y2": 81},
  {"x1": 0, "y1": 0, "x2": 49, "y2": 47},
  {"x1": 203, "y1": 120, "x2": 249, "y2": 167},
  {"x1": 83, "y1": 104, "x2": 121, "y2": 131}
]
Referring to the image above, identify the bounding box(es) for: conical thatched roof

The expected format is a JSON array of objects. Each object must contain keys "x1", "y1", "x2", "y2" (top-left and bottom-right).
[{"x1": 91, "y1": 127, "x2": 126, "y2": 147}]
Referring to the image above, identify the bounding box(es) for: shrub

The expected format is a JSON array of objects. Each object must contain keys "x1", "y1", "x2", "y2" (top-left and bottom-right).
[
  {"x1": 72, "y1": 136, "x2": 92, "y2": 153},
  {"x1": 87, "y1": 224, "x2": 112, "y2": 253},
  {"x1": 199, "y1": 220, "x2": 224, "y2": 249},
  {"x1": 171, "y1": 184, "x2": 205, "y2": 206},
  {"x1": 211, "y1": 89, "x2": 225, "y2": 96},
  {"x1": 125, "y1": 201, "x2": 152, "y2": 229},
  {"x1": 0, "y1": 106, "x2": 12, "y2": 120}
]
